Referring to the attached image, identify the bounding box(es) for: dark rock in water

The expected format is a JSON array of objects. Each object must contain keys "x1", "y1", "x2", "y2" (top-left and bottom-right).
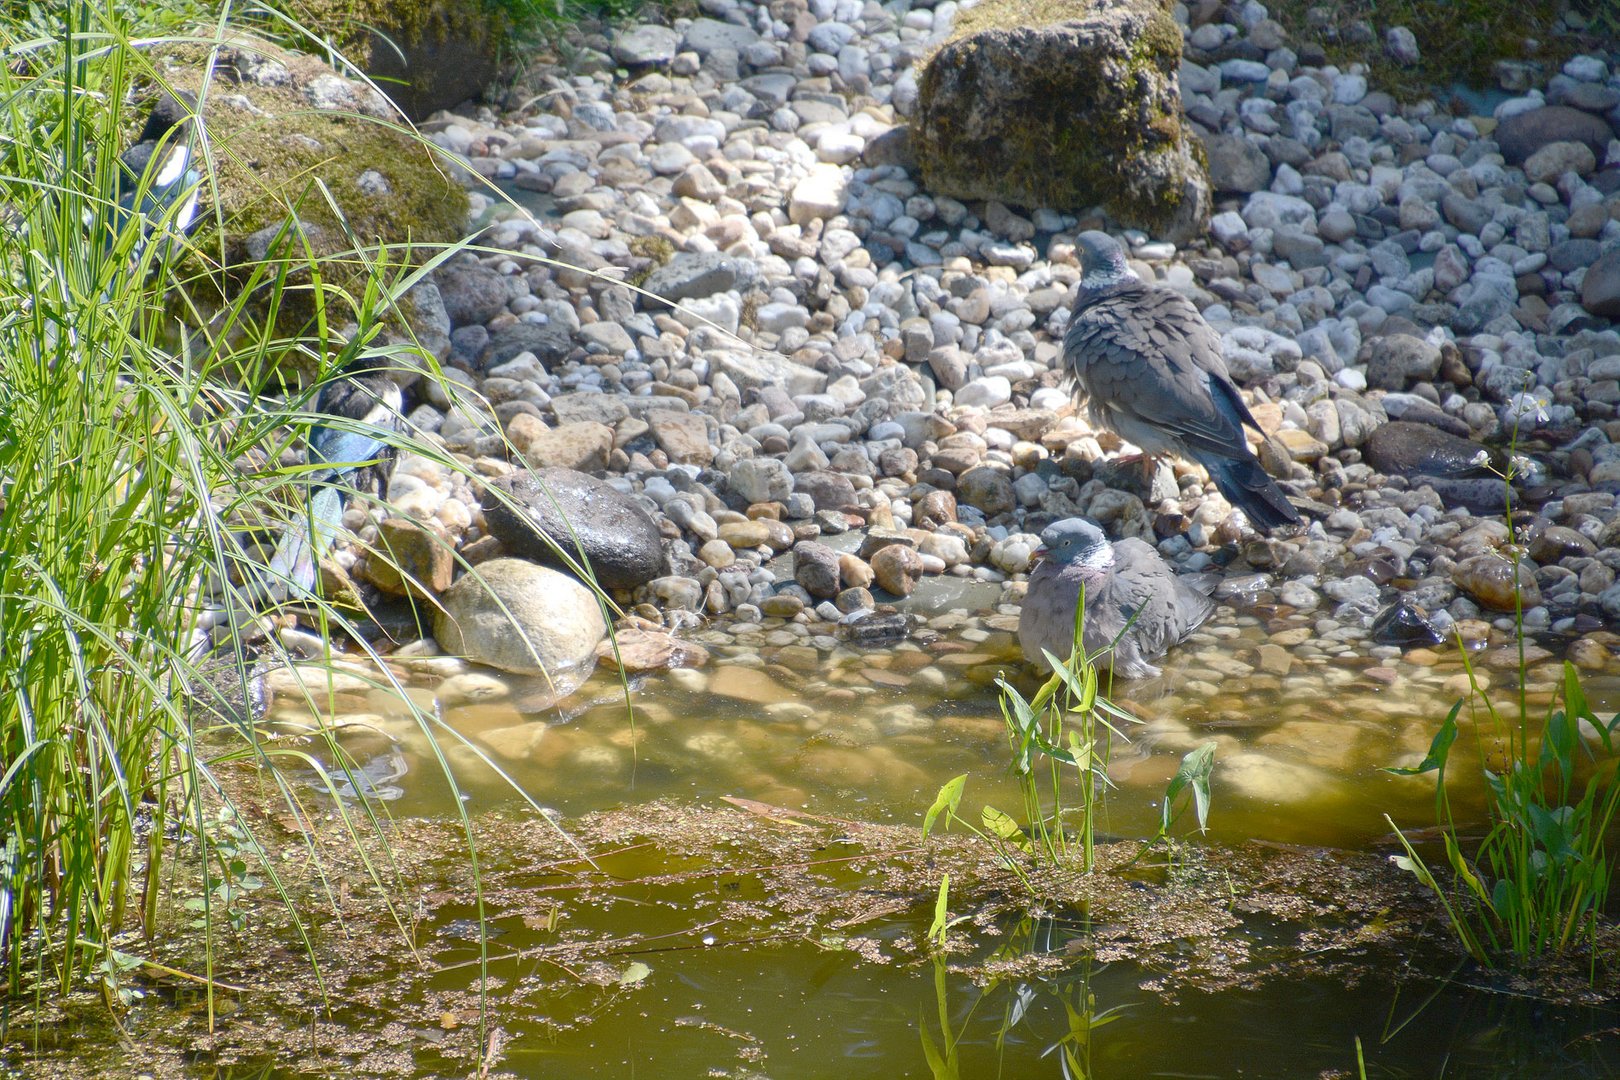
[
  {"x1": 1370, "y1": 600, "x2": 1443, "y2": 647},
  {"x1": 1529, "y1": 524, "x2": 1597, "y2": 563},
  {"x1": 1494, "y1": 105, "x2": 1615, "y2": 165},
  {"x1": 482, "y1": 468, "x2": 666, "y2": 590},
  {"x1": 1346, "y1": 553, "x2": 1400, "y2": 586},
  {"x1": 1581, "y1": 249, "x2": 1620, "y2": 320},
  {"x1": 1419, "y1": 477, "x2": 1515, "y2": 515},
  {"x1": 838, "y1": 610, "x2": 912, "y2": 644},
  {"x1": 1364, "y1": 421, "x2": 1496, "y2": 479}
]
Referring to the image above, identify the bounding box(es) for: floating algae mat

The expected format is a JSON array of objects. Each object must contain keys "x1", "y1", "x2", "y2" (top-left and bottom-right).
[
  {"x1": 7, "y1": 801, "x2": 1620, "y2": 1077},
  {"x1": 11, "y1": 607, "x2": 1620, "y2": 1078}
]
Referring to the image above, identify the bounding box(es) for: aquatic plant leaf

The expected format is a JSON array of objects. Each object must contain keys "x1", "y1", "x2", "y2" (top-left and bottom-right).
[
  {"x1": 928, "y1": 874, "x2": 950, "y2": 947},
  {"x1": 1561, "y1": 662, "x2": 1612, "y2": 751},
  {"x1": 1162, "y1": 742, "x2": 1216, "y2": 834},
  {"x1": 617, "y1": 961, "x2": 651, "y2": 986},
  {"x1": 924, "y1": 775, "x2": 967, "y2": 838},
  {"x1": 982, "y1": 806, "x2": 1028, "y2": 849},
  {"x1": 1382, "y1": 701, "x2": 1460, "y2": 776},
  {"x1": 919, "y1": 1021, "x2": 952, "y2": 1080}
]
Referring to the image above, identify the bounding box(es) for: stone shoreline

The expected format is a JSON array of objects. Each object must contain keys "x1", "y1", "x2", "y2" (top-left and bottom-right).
[{"x1": 273, "y1": 0, "x2": 1620, "y2": 682}]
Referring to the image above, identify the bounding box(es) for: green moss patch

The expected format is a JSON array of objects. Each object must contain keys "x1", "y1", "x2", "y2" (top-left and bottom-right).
[
  {"x1": 1265, "y1": 0, "x2": 1598, "y2": 103},
  {"x1": 913, "y1": 0, "x2": 1207, "y2": 239},
  {"x1": 149, "y1": 41, "x2": 467, "y2": 360}
]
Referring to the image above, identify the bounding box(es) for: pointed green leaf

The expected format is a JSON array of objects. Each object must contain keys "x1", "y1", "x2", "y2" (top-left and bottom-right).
[
  {"x1": 1382, "y1": 700, "x2": 1460, "y2": 776},
  {"x1": 924, "y1": 774, "x2": 967, "y2": 838},
  {"x1": 929, "y1": 873, "x2": 950, "y2": 947}
]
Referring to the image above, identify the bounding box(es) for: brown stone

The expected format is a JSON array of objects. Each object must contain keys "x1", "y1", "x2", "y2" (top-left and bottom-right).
[
  {"x1": 707, "y1": 665, "x2": 794, "y2": 705},
  {"x1": 1451, "y1": 553, "x2": 1541, "y2": 612},
  {"x1": 595, "y1": 628, "x2": 710, "y2": 673},
  {"x1": 361, "y1": 517, "x2": 454, "y2": 597},
  {"x1": 871, "y1": 543, "x2": 925, "y2": 596},
  {"x1": 510, "y1": 416, "x2": 613, "y2": 472},
  {"x1": 647, "y1": 410, "x2": 714, "y2": 465}
]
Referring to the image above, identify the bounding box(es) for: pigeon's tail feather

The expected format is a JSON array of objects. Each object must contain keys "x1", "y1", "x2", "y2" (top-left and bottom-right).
[
  {"x1": 1203, "y1": 453, "x2": 1301, "y2": 530},
  {"x1": 267, "y1": 484, "x2": 344, "y2": 599}
]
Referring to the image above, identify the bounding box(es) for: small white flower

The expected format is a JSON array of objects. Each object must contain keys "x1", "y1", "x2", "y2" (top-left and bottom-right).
[{"x1": 1470, "y1": 450, "x2": 1491, "y2": 467}]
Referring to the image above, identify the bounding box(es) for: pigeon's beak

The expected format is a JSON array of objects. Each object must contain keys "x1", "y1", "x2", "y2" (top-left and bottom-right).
[{"x1": 1031, "y1": 544, "x2": 1048, "y2": 563}]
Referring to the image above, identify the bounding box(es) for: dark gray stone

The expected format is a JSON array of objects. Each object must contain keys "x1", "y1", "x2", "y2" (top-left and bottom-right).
[
  {"x1": 1203, "y1": 131, "x2": 1272, "y2": 194},
  {"x1": 1550, "y1": 238, "x2": 1604, "y2": 274},
  {"x1": 480, "y1": 322, "x2": 573, "y2": 370},
  {"x1": 435, "y1": 261, "x2": 516, "y2": 328},
  {"x1": 640, "y1": 252, "x2": 749, "y2": 303},
  {"x1": 793, "y1": 541, "x2": 842, "y2": 599},
  {"x1": 611, "y1": 24, "x2": 681, "y2": 67},
  {"x1": 682, "y1": 17, "x2": 760, "y2": 56},
  {"x1": 1364, "y1": 421, "x2": 1495, "y2": 479},
  {"x1": 1370, "y1": 600, "x2": 1442, "y2": 646},
  {"x1": 1495, "y1": 105, "x2": 1615, "y2": 164},
  {"x1": 482, "y1": 468, "x2": 666, "y2": 590},
  {"x1": 1581, "y1": 249, "x2": 1620, "y2": 319}
]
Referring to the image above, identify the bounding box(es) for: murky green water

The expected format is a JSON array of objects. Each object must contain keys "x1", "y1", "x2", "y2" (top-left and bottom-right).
[{"x1": 17, "y1": 603, "x2": 1620, "y2": 1078}]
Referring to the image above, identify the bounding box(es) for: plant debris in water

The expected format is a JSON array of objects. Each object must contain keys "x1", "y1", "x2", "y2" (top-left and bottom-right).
[{"x1": 4, "y1": 798, "x2": 1618, "y2": 1077}]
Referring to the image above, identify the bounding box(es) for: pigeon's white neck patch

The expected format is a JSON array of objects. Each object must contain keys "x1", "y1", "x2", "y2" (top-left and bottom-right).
[
  {"x1": 1076, "y1": 540, "x2": 1115, "y2": 571},
  {"x1": 1080, "y1": 264, "x2": 1134, "y2": 291}
]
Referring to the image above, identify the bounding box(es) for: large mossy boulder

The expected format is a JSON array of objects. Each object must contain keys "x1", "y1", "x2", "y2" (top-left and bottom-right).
[
  {"x1": 285, "y1": 0, "x2": 509, "y2": 120},
  {"x1": 912, "y1": 0, "x2": 1210, "y2": 244},
  {"x1": 150, "y1": 39, "x2": 467, "y2": 379}
]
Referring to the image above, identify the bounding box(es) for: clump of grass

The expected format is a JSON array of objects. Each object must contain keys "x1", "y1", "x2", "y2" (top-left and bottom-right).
[
  {"x1": 1384, "y1": 425, "x2": 1620, "y2": 969},
  {"x1": 0, "y1": 0, "x2": 604, "y2": 1036},
  {"x1": 1386, "y1": 658, "x2": 1620, "y2": 966},
  {"x1": 925, "y1": 596, "x2": 1214, "y2": 884}
]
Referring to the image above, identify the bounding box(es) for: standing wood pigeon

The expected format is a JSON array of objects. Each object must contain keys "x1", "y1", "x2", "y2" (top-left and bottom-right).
[
  {"x1": 1062, "y1": 231, "x2": 1301, "y2": 530},
  {"x1": 267, "y1": 356, "x2": 403, "y2": 599},
  {"x1": 1018, "y1": 517, "x2": 1217, "y2": 679}
]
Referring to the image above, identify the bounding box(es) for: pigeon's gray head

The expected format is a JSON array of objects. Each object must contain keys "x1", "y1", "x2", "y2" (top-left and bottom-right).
[
  {"x1": 1036, "y1": 517, "x2": 1114, "y2": 570},
  {"x1": 1075, "y1": 231, "x2": 1133, "y2": 289}
]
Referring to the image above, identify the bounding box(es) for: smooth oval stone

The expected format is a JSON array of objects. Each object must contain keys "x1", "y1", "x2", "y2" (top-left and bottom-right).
[
  {"x1": 1451, "y1": 553, "x2": 1542, "y2": 612},
  {"x1": 1363, "y1": 421, "x2": 1496, "y2": 479}
]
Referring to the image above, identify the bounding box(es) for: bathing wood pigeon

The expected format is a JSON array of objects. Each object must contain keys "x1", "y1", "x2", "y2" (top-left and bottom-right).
[
  {"x1": 1018, "y1": 517, "x2": 1217, "y2": 679},
  {"x1": 1062, "y1": 231, "x2": 1301, "y2": 530}
]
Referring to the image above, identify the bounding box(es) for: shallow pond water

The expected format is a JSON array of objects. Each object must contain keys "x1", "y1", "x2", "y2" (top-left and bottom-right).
[
  {"x1": 268, "y1": 589, "x2": 1620, "y2": 853},
  {"x1": 212, "y1": 594, "x2": 1620, "y2": 1077},
  {"x1": 17, "y1": 597, "x2": 1620, "y2": 1078}
]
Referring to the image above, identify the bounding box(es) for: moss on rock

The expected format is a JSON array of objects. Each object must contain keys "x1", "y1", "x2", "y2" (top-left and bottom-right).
[
  {"x1": 913, "y1": 0, "x2": 1210, "y2": 243},
  {"x1": 152, "y1": 39, "x2": 466, "y2": 377}
]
